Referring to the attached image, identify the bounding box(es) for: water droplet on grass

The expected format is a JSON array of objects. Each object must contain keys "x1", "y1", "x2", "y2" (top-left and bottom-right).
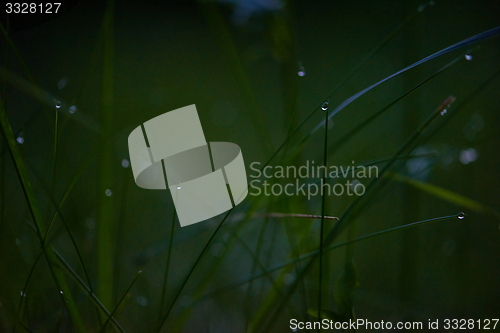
[
  {"x1": 440, "y1": 108, "x2": 447, "y2": 115},
  {"x1": 105, "y1": 189, "x2": 112, "y2": 196},
  {"x1": 459, "y1": 148, "x2": 478, "y2": 164},
  {"x1": 20, "y1": 291, "x2": 26, "y2": 297},
  {"x1": 297, "y1": 63, "x2": 306, "y2": 76},
  {"x1": 121, "y1": 159, "x2": 130, "y2": 168},
  {"x1": 16, "y1": 132, "x2": 24, "y2": 144},
  {"x1": 55, "y1": 101, "x2": 61, "y2": 108},
  {"x1": 177, "y1": 186, "x2": 181, "y2": 190},
  {"x1": 321, "y1": 102, "x2": 329, "y2": 111},
  {"x1": 465, "y1": 54, "x2": 473, "y2": 61},
  {"x1": 69, "y1": 105, "x2": 77, "y2": 114},
  {"x1": 457, "y1": 212, "x2": 466, "y2": 220}
]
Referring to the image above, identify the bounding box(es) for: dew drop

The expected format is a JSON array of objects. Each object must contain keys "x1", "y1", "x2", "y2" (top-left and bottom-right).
[
  {"x1": 457, "y1": 212, "x2": 466, "y2": 220},
  {"x1": 69, "y1": 105, "x2": 77, "y2": 114},
  {"x1": 20, "y1": 291, "x2": 26, "y2": 297},
  {"x1": 105, "y1": 189, "x2": 113, "y2": 196},
  {"x1": 465, "y1": 54, "x2": 473, "y2": 61},
  {"x1": 177, "y1": 186, "x2": 181, "y2": 190},
  {"x1": 440, "y1": 108, "x2": 447, "y2": 116},
  {"x1": 297, "y1": 65, "x2": 305, "y2": 77},
  {"x1": 59, "y1": 290, "x2": 64, "y2": 294},
  {"x1": 16, "y1": 132, "x2": 24, "y2": 144},
  {"x1": 321, "y1": 102, "x2": 329, "y2": 111},
  {"x1": 55, "y1": 101, "x2": 61, "y2": 109},
  {"x1": 121, "y1": 159, "x2": 130, "y2": 168},
  {"x1": 459, "y1": 148, "x2": 478, "y2": 165}
]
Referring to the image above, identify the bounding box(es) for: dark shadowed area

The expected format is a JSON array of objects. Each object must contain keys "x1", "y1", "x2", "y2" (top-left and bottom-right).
[{"x1": 1, "y1": 0, "x2": 499, "y2": 331}]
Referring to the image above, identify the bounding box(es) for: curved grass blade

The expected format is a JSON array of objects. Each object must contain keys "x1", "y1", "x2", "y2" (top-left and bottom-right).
[
  {"x1": 311, "y1": 26, "x2": 500, "y2": 133},
  {"x1": 325, "y1": 53, "x2": 465, "y2": 157},
  {"x1": 257, "y1": 4, "x2": 426, "y2": 169},
  {"x1": 197, "y1": 214, "x2": 459, "y2": 306},
  {"x1": 391, "y1": 173, "x2": 500, "y2": 219},
  {"x1": 253, "y1": 96, "x2": 459, "y2": 332}
]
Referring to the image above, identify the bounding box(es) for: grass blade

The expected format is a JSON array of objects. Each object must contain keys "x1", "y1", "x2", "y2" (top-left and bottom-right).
[
  {"x1": 0, "y1": 98, "x2": 86, "y2": 332},
  {"x1": 159, "y1": 211, "x2": 176, "y2": 318},
  {"x1": 311, "y1": 26, "x2": 500, "y2": 133},
  {"x1": 156, "y1": 209, "x2": 233, "y2": 332},
  {"x1": 99, "y1": 270, "x2": 142, "y2": 333},
  {"x1": 317, "y1": 103, "x2": 329, "y2": 324},
  {"x1": 391, "y1": 173, "x2": 500, "y2": 219}
]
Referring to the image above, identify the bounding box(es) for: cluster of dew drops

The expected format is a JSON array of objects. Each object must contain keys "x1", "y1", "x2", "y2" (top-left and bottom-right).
[{"x1": 292, "y1": 59, "x2": 468, "y2": 224}]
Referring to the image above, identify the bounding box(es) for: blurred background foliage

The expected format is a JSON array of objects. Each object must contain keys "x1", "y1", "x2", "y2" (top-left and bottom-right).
[{"x1": 0, "y1": 0, "x2": 499, "y2": 331}]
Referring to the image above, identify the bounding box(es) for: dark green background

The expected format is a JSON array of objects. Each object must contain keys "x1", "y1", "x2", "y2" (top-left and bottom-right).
[{"x1": 1, "y1": 0, "x2": 499, "y2": 331}]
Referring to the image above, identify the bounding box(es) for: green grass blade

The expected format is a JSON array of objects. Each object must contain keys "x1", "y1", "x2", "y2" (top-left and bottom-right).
[
  {"x1": 250, "y1": 3, "x2": 424, "y2": 170},
  {"x1": 53, "y1": 249, "x2": 124, "y2": 333},
  {"x1": 0, "y1": 98, "x2": 86, "y2": 332},
  {"x1": 311, "y1": 26, "x2": 500, "y2": 133},
  {"x1": 15, "y1": 142, "x2": 101, "y2": 319},
  {"x1": 318, "y1": 104, "x2": 329, "y2": 323},
  {"x1": 99, "y1": 270, "x2": 142, "y2": 333},
  {"x1": 391, "y1": 173, "x2": 500, "y2": 219},
  {"x1": 156, "y1": 209, "x2": 233, "y2": 332},
  {"x1": 253, "y1": 95, "x2": 452, "y2": 332},
  {"x1": 159, "y1": 211, "x2": 176, "y2": 318},
  {"x1": 197, "y1": 214, "x2": 458, "y2": 307}
]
